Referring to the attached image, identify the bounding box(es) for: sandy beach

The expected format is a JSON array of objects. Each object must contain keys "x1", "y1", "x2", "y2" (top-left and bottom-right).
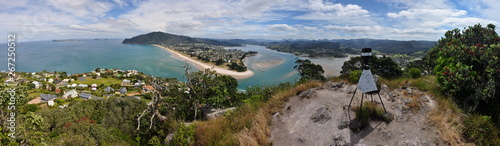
[{"x1": 154, "y1": 45, "x2": 254, "y2": 79}]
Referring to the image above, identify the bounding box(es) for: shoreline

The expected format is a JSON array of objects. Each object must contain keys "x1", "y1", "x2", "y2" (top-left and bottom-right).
[{"x1": 154, "y1": 45, "x2": 254, "y2": 79}]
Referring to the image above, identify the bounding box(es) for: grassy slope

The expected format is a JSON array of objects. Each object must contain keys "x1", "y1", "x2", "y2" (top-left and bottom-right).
[
  {"x1": 71, "y1": 77, "x2": 121, "y2": 86},
  {"x1": 194, "y1": 81, "x2": 322, "y2": 145}
]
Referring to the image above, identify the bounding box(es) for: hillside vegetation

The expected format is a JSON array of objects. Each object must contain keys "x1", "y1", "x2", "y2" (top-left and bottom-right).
[{"x1": 122, "y1": 32, "x2": 240, "y2": 46}]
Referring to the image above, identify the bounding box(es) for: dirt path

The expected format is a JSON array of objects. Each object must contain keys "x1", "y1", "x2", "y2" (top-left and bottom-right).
[{"x1": 271, "y1": 82, "x2": 442, "y2": 145}]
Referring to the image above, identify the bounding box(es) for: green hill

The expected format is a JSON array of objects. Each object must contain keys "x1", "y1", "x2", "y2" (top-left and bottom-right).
[{"x1": 122, "y1": 31, "x2": 241, "y2": 46}]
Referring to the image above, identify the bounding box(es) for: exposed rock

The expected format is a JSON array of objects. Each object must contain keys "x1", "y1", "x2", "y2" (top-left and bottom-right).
[
  {"x1": 331, "y1": 82, "x2": 344, "y2": 88},
  {"x1": 206, "y1": 107, "x2": 236, "y2": 120},
  {"x1": 379, "y1": 129, "x2": 392, "y2": 140},
  {"x1": 373, "y1": 75, "x2": 380, "y2": 84},
  {"x1": 299, "y1": 89, "x2": 314, "y2": 98},
  {"x1": 164, "y1": 133, "x2": 174, "y2": 144},
  {"x1": 310, "y1": 107, "x2": 331, "y2": 123},
  {"x1": 332, "y1": 134, "x2": 347, "y2": 146},
  {"x1": 346, "y1": 85, "x2": 356, "y2": 94},
  {"x1": 297, "y1": 137, "x2": 305, "y2": 143}
]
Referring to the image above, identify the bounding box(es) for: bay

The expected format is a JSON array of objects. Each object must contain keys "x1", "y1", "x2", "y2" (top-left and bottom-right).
[{"x1": 0, "y1": 39, "x2": 304, "y2": 90}]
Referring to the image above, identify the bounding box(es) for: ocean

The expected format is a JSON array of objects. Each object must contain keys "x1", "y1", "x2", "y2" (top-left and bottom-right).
[{"x1": 1, "y1": 39, "x2": 303, "y2": 90}]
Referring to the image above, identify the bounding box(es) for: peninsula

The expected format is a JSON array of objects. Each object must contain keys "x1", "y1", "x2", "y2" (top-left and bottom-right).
[
  {"x1": 123, "y1": 32, "x2": 256, "y2": 79},
  {"x1": 154, "y1": 45, "x2": 254, "y2": 79}
]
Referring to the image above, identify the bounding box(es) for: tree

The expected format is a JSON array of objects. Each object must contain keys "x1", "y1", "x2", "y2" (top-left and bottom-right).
[
  {"x1": 341, "y1": 56, "x2": 402, "y2": 79},
  {"x1": 294, "y1": 59, "x2": 326, "y2": 82},
  {"x1": 428, "y1": 23, "x2": 500, "y2": 121}
]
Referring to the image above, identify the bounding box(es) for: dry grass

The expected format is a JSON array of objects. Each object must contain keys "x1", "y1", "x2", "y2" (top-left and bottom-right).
[
  {"x1": 429, "y1": 97, "x2": 472, "y2": 145},
  {"x1": 193, "y1": 81, "x2": 322, "y2": 146}
]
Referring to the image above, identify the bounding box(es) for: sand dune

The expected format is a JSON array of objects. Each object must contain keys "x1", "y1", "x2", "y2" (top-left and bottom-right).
[{"x1": 154, "y1": 45, "x2": 254, "y2": 79}]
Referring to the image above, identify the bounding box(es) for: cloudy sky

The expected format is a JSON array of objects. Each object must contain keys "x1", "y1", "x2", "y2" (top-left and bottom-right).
[{"x1": 2, "y1": 0, "x2": 499, "y2": 42}]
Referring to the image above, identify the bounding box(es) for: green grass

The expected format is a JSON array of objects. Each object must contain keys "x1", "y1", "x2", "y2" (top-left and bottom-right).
[
  {"x1": 28, "y1": 92, "x2": 43, "y2": 98},
  {"x1": 71, "y1": 77, "x2": 121, "y2": 86}
]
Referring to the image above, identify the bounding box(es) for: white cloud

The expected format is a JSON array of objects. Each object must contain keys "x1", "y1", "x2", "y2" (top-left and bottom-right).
[
  {"x1": 268, "y1": 24, "x2": 298, "y2": 31},
  {"x1": 295, "y1": 0, "x2": 375, "y2": 26}
]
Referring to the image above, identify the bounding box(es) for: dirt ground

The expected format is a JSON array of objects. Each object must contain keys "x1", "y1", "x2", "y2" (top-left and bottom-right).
[{"x1": 271, "y1": 82, "x2": 442, "y2": 146}]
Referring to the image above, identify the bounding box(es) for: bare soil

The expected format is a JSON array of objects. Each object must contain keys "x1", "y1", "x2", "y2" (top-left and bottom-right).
[{"x1": 271, "y1": 82, "x2": 443, "y2": 146}]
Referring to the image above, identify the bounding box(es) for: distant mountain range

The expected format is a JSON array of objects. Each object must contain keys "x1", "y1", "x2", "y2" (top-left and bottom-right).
[
  {"x1": 123, "y1": 32, "x2": 437, "y2": 55},
  {"x1": 122, "y1": 32, "x2": 241, "y2": 46}
]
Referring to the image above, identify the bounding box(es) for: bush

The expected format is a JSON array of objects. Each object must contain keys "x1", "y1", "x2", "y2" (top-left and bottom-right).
[
  {"x1": 172, "y1": 124, "x2": 195, "y2": 146},
  {"x1": 463, "y1": 115, "x2": 500, "y2": 145},
  {"x1": 348, "y1": 70, "x2": 362, "y2": 83},
  {"x1": 408, "y1": 68, "x2": 422, "y2": 79}
]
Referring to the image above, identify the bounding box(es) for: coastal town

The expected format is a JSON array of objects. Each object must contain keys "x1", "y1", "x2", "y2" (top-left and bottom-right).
[
  {"x1": 158, "y1": 44, "x2": 257, "y2": 72},
  {"x1": 3, "y1": 68, "x2": 159, "y2": 109}
]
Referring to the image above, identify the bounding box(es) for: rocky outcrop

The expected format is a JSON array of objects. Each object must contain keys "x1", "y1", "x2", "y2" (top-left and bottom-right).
[
  {"x1": 205, "y1": 107, "x2": 236, "y2": 120},
  {"x1": 310, "y1": 107, "x2": 331, "y2": 123}
]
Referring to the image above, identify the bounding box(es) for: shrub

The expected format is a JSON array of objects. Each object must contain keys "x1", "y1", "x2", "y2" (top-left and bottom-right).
[
  {"x1": 408, "y1": 68, "x2": 422, "y2": 79},
  {"x1": 463, "y1": 115, "x2": 500, "y2": 145},
  {"x1": 172, "y1": 124, "x2": 195, "y2": 146},
  {"x1": 348, "y1": 70, "x2": 362, "y2": 83}
]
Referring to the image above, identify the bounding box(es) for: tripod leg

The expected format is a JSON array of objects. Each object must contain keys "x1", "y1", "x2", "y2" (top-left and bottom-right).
[
  {"x1": 378, "y1": 92, "x2": 387, "y2": 112},
  {"x1": 370, "y1": 94, "x2": 373, "y2": 102},
  {"x1": 348, "y1": 87, "x2": 358, "y2": 108},
  {"x1": 359, "y1": 93, "x2": 364, "y2": 120}
]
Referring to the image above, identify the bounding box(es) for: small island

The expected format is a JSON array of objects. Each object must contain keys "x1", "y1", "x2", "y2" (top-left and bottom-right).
[{"x1": 123, "y1": 32, "x2": 256, "y2": 79}]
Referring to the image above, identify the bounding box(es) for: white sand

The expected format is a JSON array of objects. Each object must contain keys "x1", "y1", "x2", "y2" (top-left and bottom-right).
[{"x1": 154, "y1": 45, "x2": 254, "y2": 79}]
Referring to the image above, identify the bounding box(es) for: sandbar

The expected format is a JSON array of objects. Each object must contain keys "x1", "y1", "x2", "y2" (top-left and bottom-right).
[{"x1": 154, "y1": 45, "x2": 254, "y2": 79}]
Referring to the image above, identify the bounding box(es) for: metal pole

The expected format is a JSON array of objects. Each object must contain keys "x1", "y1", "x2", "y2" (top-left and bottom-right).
[
  {"x1": 359, "y1": 93, "x2": 364, "y2": 120},
  {"x1": 377, "y1": 92, "x2": 387, "y2": 112},
  {"x1": 348, "y1": 87, "x2": 358, "y2": 108}
]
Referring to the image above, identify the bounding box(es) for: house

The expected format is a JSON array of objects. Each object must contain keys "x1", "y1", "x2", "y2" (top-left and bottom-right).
[
  {"x1": 134, "y1": 80, "x2": 144, "y2": 87},
  {"x1": 69, "y1": 84, "x2": 77, "y2": 88},
  {"x1": 59, "y1": 105, "x2": 68, "y2": 109},
  {"x1": 62, "y1": 79, "x2": 70, "y2": 83},
  {"x1": 54, "y1": 79, "x2": 62, "y2": 85},
  {"x1": 79, "y1": 93, "x2": 92, "y2": 100},
  {"x1": 104, "y1": 87, "x2": 115, "y2": 93},
  {"x1": 32, "y1": 81, "x2": 40, "y2": 89},
  {"x1": 78, "y1": 84, "x2": 88, "y2": 88},
  {"x1": 47, "y1": 78, "x2": 54, "y2": 83},
  {"x1": 40, "y1": 94, "x2": 57, "y2": 101},
  {"x1": 62, "y1": 89, "x2": 79, "y2": 99},
  {"x1": 121, "y1": 79, "x2": 131, "y2": 86},
  {"x1": 95, "y1": 73, "x2": 101, "y2": 77},
  {"x1": 119, "y1": 87, "x2": 127, "y2": 94},
  {"x1": 91, "y1": 84, "x2": 98, "y2": 91},
  {"x1": 142, "y1": 85, "x2": 154, "y2": 92},
  {"x1": 48, "y1": 100, "x2": 54, "y2": 107}
]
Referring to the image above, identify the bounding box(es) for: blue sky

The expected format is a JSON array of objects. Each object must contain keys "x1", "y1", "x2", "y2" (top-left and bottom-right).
[{"x1": 2, "y1": 0, "x2": 499, "y2": 42}]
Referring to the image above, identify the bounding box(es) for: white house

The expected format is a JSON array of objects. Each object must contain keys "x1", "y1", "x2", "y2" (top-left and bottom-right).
[
  {"x1": 48, "y1": 100, "x2": 54, "y2": 107},
  {"x1": 32, "y1": 81, "x2": 40, "y2": 89},
  {"x1": 62, "y1": 89, "x2": 79, "y2": 99},
  {"x1": 47, "y1": 78, "x2": 54, "y2": 83},
  {"x1": 91, "y1": 84, "x2": 98, "y2": 88},
  {"x1": 70, "y1": 84, "x2": 77, "y2": 88},
  {"x1": 78, "y1": 84, "x2": 88, "y2": 88},
  {"x1": 62, "y1": 79, "x2": 70, "y2": 83}
]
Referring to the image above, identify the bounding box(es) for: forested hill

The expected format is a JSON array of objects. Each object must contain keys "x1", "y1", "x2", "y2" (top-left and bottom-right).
[
  {"x1": 333, "y1": 39, "x2": 436, "y2": 54},
  {"x1": 122, "y1": 32, "x2": 241, "y2": 46},
  {"x1": 263, "y1": 39, "x2": 436, "y2": 57},
  {"x1": 264, "y1": 41, "x2": 359, "y2": 58}
]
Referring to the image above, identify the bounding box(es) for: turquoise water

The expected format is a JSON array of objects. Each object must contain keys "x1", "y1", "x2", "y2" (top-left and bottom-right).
[{"x1": 0, "y1": 39, "x2": 300, "y2": 90}]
